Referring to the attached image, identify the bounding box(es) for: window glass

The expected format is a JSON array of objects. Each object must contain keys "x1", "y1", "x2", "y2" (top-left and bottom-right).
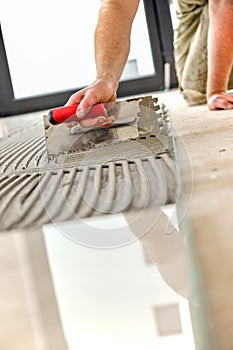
[{"x1": 1, "y1": 0, "x2": 155, "y2": 99}]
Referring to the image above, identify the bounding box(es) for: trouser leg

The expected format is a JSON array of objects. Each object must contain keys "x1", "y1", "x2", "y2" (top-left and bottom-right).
[
  {"x1": 174, "y1": 0, "x2": 233, "y2": 105},
  {"x1": 174, "y1": 0, "x2": 208, "y2": 105}
]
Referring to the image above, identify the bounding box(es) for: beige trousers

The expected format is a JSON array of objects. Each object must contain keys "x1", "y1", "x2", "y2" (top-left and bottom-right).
[{"x1": 173, "y1": 0, "x2": 233, "y2": 105}]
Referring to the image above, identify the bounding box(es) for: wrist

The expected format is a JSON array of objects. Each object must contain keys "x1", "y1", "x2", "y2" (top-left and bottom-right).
[
  {"x1": 95, "y1": 76, "x2": 119, "y2": 91},
  {"x1": 207, "y1": 90, "x2": 226, "y2": 99}
]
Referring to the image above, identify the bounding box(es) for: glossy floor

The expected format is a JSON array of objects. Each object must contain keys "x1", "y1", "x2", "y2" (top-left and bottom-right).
[{"x1": 0, "y1": 212, "x2": 196, "y2": 350}]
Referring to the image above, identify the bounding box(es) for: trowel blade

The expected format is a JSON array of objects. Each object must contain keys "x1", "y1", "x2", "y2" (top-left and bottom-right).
[{"x1": 43, "y1": 100, "x2": 141, "y2": 157}]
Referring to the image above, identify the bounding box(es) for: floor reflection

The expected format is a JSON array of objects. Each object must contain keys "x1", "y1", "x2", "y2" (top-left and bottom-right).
[
  {"x1": 43, "y1": 210, "x2": 195, "y2": 350},
  {"x1": 0, "y1": 209, "x2": 196, "y2": 350}
]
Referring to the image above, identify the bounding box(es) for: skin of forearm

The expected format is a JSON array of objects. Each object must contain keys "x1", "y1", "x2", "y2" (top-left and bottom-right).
[
  {"x1": 94, "y1": 0, "x2": 140, "y2": 90},
  {"x1": 207, "y1": 0, "x2": 233, "y2": 96}
]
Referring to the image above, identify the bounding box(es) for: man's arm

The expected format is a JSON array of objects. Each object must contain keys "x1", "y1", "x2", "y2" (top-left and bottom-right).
[
  {"x1": 207, "y1": 0, "x2": 233, "y2": 110},
  {"x1": 66, "y1": 0, "x2": 140, "y2": 119}
]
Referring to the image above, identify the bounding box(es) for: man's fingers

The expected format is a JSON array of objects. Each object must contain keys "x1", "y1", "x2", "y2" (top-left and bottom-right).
[
  {"x1": 208, "y1": 94, "x2": 233, "y2": 110},
  {"x1": 76, "y1": 106, "x2": 92, "y2": 119},
  {"x1": 209, "y1": 100, "x2": 233, "y2": 110},
  {"x1": 65, "y1": 92, "x2": 84, "y2": 106},
  {"x1": 220, "y1": 101, "x2": 233, "y2": 109},
  {"x1": 99, "y1": 115, "x2": 115, "y2": 127},
  {"x1": 79, "y1": 116, "x2": 107, "y2": 127},
  {"x1": 65, "y1": 121, "x2": 79, "y2": 128},
  {"x1": 75, "y1": 90, "x2": 102, "y2": 118},
  {"x1": 226, "y1": 93, "x2": 233, "y2": 103},
  {"x1": 78, "y1": 115, "x2": 115, "y2": 128}
]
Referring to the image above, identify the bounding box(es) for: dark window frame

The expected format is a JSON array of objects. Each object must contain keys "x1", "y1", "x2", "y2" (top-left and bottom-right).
[{"x1": 0, "y1": 0, "x2": 177, "y2": 117}]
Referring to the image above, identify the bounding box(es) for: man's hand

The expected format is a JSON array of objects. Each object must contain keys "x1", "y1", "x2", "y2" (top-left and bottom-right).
[
  {"x1": 65, "y1": 79, "x2": 117, "y2": 128},
  {"x1": 207, "y1": 92, "x2": 233, "y2": 110},
  {"x1": 64, "y1": 0, "x2": 140, "y2": 127}
]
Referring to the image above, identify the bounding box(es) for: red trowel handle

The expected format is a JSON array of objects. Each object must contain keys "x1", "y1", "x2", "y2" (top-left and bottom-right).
[{"x1": 48, "y1": 103, "x2": 106, "y2": 125}]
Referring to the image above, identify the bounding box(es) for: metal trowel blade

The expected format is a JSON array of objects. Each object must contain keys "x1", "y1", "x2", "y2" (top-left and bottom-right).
[{"x1": 43, "y1": 100, "x2": 141, "y2": 157}]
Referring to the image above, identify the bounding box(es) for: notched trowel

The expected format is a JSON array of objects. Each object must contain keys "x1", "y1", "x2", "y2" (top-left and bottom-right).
[{"x1": 43, "y1": 96, "x2": 161, "y2": 158}]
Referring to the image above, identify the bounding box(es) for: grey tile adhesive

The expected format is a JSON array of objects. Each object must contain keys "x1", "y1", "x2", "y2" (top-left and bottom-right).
[{"x1": 0, "y1": 96, "x2": 178, "y2": 231}]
